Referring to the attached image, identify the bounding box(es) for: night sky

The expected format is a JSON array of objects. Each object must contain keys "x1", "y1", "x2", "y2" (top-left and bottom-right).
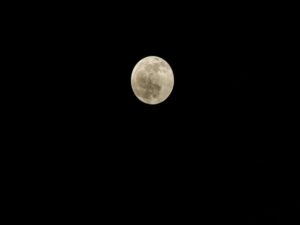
[{"x1": 11, "y1": 2, "x2": 289, "y2": 224}]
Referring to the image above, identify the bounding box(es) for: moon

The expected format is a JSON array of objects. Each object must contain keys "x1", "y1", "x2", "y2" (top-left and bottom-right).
[{"x1": 131, "y1": 56, "x2": 174, "y2": 105}]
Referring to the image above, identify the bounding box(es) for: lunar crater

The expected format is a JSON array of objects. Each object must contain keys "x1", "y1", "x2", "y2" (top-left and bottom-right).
[{"x1": 135, "y1": 71, "x2": 162, "y2": 100}]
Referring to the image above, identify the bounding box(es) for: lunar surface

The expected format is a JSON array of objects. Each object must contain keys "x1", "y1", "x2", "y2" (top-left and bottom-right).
[{"x1": 131, "y1": 56, "x2": 174, "y2": 105}]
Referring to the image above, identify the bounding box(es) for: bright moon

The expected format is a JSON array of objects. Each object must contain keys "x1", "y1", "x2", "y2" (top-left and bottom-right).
[{"x1": 131, "y1": 56, "x2": 174, "y2": 105}]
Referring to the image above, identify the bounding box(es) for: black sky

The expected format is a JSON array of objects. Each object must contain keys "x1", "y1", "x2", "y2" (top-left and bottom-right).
[{"x1": 11, "y1": 2, "x2": 289, "y2": 224}]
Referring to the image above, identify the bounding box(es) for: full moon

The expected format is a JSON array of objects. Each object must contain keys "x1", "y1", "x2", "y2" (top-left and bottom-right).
[{"x1": 131, "y1": 56, "x2": 174, "y2": 105}]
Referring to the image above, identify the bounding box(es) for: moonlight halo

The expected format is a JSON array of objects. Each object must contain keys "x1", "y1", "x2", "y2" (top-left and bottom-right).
[{"x1": 131, "y1": 56, "x2": 174, "y2": 105}]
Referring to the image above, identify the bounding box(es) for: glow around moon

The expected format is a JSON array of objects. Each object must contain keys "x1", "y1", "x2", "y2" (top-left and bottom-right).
[{"x1": 131, "y1": 56, "x2": 174, "y2": 105}]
